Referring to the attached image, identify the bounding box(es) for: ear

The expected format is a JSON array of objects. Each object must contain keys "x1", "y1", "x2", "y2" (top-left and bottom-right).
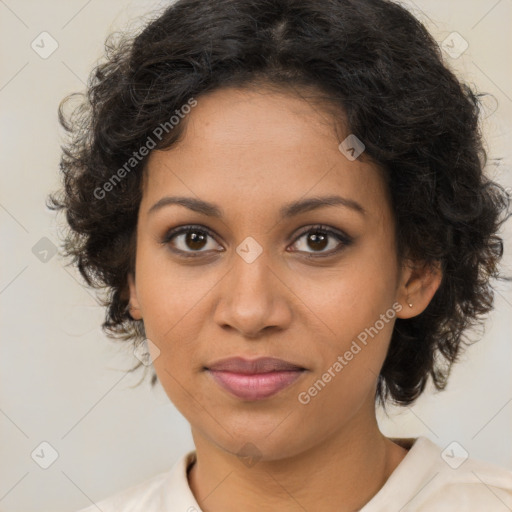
[
  {"x1": 127, "y1": 272, "x2": 143, "y2": 320},
  {"x1": 395, "y1": 259, "x2": 443, "y2": 319}
]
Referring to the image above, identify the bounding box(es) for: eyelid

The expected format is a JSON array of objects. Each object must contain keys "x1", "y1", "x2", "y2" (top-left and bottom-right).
[
  {"x1": 291, "y1": 224, "x2": 352, "y2": 244},
  {"x1": 160, "y1": 224, "x2": 223, "y2": 255},
  {"x1": 288, "y1": 224, "x2": 353, "y2": 257},
  {"x1": 161, "y1": 223, "x2": 353, "y2": 257}
]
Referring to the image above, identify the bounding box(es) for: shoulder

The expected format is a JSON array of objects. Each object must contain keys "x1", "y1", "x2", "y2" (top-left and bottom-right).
[
  {"x1": 364, "y1": 437, "x2": 512, "y2": 512},
  {"x1": 74, "y1": 450, "x2": 200, "y2": 512},
  {"x1": 74, "y1": 470, "x2": 172, "y2": 512},
  {"x1": 418, "y1": 449, "x2": 512, "y2": 511},
  {"x1": 398, "y1": 437, "x2": 512, "y2": 511}
]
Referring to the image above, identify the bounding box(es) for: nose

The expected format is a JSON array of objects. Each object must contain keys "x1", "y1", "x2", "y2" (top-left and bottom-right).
[{"x1": 213, "y1": 248, "x2": 292, "y2": 339}]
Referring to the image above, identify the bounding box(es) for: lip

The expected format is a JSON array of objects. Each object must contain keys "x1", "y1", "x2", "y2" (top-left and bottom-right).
[
  {"x1": 205, "y1": 357, "x2": 307, "y2": 401},
  {"x1": 207, "y1": 369, "x2": 306, "y2": 400},
  {"x1": 206, "y1": 356, "x2": 306, "y2": 373}
]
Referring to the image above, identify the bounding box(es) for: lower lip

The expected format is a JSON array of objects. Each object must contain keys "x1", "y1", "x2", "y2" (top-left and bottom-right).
[{"x1": 207, "y1": 370, "x2": 305, "y2": 400}]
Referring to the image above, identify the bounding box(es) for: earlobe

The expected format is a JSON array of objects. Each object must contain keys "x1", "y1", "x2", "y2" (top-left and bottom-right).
[
  {"x1": 396, "y1": 260, "x2": 443, "y2": 319},
  {"x1": 127, "y1": 273, "x2": 143, "y2": 320}
]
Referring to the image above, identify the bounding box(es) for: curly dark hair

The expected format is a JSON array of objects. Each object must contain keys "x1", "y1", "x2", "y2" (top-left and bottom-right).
[{"x1": 49, "y1": 0, "x2": 511, "y2": 406}]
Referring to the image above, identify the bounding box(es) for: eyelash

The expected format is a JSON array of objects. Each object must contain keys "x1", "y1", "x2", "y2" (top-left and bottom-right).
[{"x1": 160, "y1": 224, "x2": 353, "y2": 259}]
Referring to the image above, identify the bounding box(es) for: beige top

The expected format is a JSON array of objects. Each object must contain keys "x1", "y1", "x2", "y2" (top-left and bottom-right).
[{"x1": 76, "y1": 436, "x2": 512, "y2": 511}]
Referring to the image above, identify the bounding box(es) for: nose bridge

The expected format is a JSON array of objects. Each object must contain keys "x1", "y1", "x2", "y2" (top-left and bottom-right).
[
  {"x1": 228, "y1": 244, "x2": 275, "y2": 308},
  {"x1": 214, "y1": 242, "x2": 290, "y2": 336}
]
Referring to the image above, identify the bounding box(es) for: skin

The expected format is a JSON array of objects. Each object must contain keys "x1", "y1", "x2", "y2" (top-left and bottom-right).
[{"x1": 128, "y1": 85, "x2": 442, "y2": 512}]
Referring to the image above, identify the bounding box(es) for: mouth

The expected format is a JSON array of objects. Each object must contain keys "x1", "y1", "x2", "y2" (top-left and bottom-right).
[
  {"x1": 204, "y1": 356, "x2": 307, "y2": 401},
  {"x1": 205, "y1": 356, "x2": 306, "y2": 373},
  {"x1": 206, "y1": 369, "x2": 306, "y2": 401}
]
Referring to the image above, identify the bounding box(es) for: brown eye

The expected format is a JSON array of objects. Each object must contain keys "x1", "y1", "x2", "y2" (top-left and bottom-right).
[
  {"x1": 289, "y1": 225, "x2": 352, "y2": 257},
  {"x1": 183, "y1": 230, "x2": 208, "y2": 250},
  {"x1": 305, "y1": 231, "x2": 329, "y2": 251},
  {"x1": 162, "y1": 225, "x2": 223, "y2": 256}
]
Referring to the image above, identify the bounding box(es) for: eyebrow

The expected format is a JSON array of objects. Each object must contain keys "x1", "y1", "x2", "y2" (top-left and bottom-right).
[{"x1": 147, "y1": 194, "x2": 366, "y2": 218}]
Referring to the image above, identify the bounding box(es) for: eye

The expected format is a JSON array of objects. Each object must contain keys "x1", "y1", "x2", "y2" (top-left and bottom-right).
[
  {"x1": 161, "y1": 225, "x2": 223, "y2": 257},
  {"x1": 161, "y1": 223, "x2": 353, "y2": 259},
  {"x1": 288, "y1": 225, "x2": 352, "y2": 257}
]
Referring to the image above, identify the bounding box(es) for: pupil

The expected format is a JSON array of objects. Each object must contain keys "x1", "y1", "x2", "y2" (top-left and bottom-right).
[
  {"x1": 184, "y1": 230, "x2": 329, "y2": 252},
  {"x1": 187, "y1": 231, "x2": 206, "y2": 250},
  {"x1": 309, "y1": 232, "x2": 327, "y2": 251}
]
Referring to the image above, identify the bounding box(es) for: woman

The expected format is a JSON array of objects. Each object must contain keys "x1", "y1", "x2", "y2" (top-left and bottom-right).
[{"x1": 50, "y1": 0, "x2": 512, "y2": 510}]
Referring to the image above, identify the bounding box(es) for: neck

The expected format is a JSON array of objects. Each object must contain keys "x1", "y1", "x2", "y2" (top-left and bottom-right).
[{"x1": 187, "y1": 407, "x2": 408, "y2": 512}]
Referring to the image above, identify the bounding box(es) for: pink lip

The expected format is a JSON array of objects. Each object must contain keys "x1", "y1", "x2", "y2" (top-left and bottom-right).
[
  {"x1": 206, "y1": 356, "x2": 305, "y2": 373},
  {"x1": 207, "y1": 370, "x2": 305, "y2": 400}
]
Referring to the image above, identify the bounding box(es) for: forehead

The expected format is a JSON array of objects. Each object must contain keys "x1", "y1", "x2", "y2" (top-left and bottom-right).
[{"x1": 141, "y1": 86, "x2": 391, "y2": 222}]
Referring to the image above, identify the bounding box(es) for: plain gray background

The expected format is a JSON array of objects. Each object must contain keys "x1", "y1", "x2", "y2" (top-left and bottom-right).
[{"x1": 1, "y1": 1, "x2": 511, "y2": 511}]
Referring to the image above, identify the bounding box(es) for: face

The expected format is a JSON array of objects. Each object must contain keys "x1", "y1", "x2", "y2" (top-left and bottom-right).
[{"x1": 128, "y1": 86, "x2": 435, "y2": 461}]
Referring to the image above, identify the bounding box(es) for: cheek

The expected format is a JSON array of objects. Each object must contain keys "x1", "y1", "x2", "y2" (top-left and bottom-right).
[
  {"x1": 133, "y1": 245, "x2": 215, "y2": 394},
  {"x1": 135, "y1": 240, "x2": 215, "y2": 336},
  {"x1": 295, "y1": 299, "x2": 397, "y2": 430},
  {"x1": 294, "y1": 251, "x2": 399, "y2": 402},
  {"x1": 299, "y1": 253, "x2": 398, "y2": 347}
]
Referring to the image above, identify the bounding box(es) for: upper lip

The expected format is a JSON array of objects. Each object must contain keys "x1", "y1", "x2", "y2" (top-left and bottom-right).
[{"x1": 206, "y1": 357, "x2": 306, "y2": 374}]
